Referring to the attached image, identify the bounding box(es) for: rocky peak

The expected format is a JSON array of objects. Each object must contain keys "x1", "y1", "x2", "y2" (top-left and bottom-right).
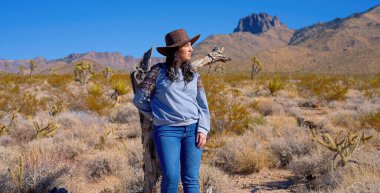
[{"x1": 233, "y1": 12, "x2": 285, "y2": 34}]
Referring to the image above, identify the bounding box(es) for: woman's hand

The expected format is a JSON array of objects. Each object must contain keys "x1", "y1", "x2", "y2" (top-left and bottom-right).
[{"x1": 196, "y1": 132, "x2": 207, "y2": 148}]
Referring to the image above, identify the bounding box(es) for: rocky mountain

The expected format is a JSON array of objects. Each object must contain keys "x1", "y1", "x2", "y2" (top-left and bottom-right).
[
  {"x1": 192, "y1": 13, "x2": 294, "y2": 68},
  {"x1": 255, "y1": 4, "x2": 380, "y2": 73},
  {"x1": 233, "y1": 13, "x2": 283, "y2": 34},
  {"x1": 0, "y1": 51, "x2": 165, "y2": 74},
  {"x1": 193, "y1": 4, "x2": 380, "y2": 74}
]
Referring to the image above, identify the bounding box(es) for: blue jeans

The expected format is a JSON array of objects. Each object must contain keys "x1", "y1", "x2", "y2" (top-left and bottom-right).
[{"x1": 153, "y1": 122, "x2": 203, "y2": 193}]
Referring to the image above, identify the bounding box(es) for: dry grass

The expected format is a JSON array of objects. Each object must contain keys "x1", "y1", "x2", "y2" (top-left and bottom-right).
[
  {"x1": 209, "y1": 130, "x2": 275, "y2": 174},
  {"x1": 0, "y1": 72, "x2": 379, "y2": 192}
]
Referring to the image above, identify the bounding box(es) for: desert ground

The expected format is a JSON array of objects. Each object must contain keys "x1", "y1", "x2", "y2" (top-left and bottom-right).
[{"x1": 0, "y1": 70, "x2": 379, "y2": 193}]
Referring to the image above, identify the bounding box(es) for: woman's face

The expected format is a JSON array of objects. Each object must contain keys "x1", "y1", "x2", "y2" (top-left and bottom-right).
[{"x1": 178, "y1": 42, "x2": 193, "y2": 62}]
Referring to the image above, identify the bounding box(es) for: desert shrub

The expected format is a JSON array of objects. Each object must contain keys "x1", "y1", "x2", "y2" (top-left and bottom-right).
[
  {"x1": 288, "y1": 152, "x2": 334, "y2": 190},
  {"x1": 85, "y1": 152, "x2": 121, "y2": 183},
  {"x1": 55, "y1": 139, "x2": 88, "y2": 160},
  {"x1": 360, "y1": 109, "x2": 380, "y2": 132},
  {"x1": 108, "y1": 104, "x2": 139, "y2": 124},
  {"x1": 214, "y1": 132, "x2": 274, "y2": 174},
  {"x1": 46, "y1": 74, "x2": 72, "y2": 88},
  {"x1": 292, "y1": 156, "x2": 380, "y2": 192},
  {"x1": 249, "y1": 98, "x2": 284, "y2": 116},
  {"x1": 85, "y1": 96, "x2": 114, "y2": 116},
  {"x1": 199, "y1": 164, "x2": 234, "y2": 193},
  {"x1": 297, "y1": 76, "x2": 348, "y2": 101},
  {"x1": 270, "y1": 127, "x2": 317, "y2": 167},
  {"x1": 221, "y1": 72, "x2": 250, "y2": 87},
  {"x1": 9, "y1": 119, "x2": 35, "y2": 143},
  {"x1": 203, "y1": 75, "x2": 250, "y2": 135},
  {"x1": 88, "y1": 83, "x2": 104, "y2": 97},
  {"x1": 109, "y1": 73, "x2": 131, "y2": 85},
  {"x1": 4, "y1": 149, "x2": 68, "y2": 193}
]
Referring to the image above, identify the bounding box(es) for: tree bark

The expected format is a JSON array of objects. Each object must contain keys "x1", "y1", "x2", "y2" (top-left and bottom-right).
[{"x1": 130, "y1": 46, "x2": 231, "y2": 193}]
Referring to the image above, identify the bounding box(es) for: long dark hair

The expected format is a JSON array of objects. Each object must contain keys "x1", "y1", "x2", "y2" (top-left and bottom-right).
[{"x1": 165, "y1": 48, "x2": 194, "y2": 87}]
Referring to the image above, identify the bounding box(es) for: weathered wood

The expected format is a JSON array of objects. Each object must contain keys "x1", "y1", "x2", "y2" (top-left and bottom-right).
[
  {"x1": 191, "y1": 47, "x2": 231, "y2": 71},
  {"x1": 130, "y1": 46, "x2": 231, "y2": 193}
]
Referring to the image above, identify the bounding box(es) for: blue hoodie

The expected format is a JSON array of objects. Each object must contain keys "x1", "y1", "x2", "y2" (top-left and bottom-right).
[{"x1": 132, "y1": 63, "x2": 211, "y2": 136}]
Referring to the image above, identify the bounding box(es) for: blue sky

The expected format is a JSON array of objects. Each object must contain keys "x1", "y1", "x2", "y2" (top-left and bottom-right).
[{"x1": 1, "y1": 0, "x2": 379, "y2": 60}]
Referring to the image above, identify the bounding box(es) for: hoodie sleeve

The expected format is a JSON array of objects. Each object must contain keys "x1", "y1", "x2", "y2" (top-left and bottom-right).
[
  {"x1": 196, "y1": 75, "x2": 211, "y2": 136},
  {"x1": 132, "y1": 65, "x2": 160, "y2": 120}
]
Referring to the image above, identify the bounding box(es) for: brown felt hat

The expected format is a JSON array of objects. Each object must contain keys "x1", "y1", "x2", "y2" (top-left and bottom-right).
[{"x1": 157, "y1": 29, "x2": 200, "y2": 56}]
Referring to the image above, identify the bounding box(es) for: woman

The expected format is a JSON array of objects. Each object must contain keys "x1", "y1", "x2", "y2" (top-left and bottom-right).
[{"x1": 132, "y1": 29, "x2": 210, "y2": 193}]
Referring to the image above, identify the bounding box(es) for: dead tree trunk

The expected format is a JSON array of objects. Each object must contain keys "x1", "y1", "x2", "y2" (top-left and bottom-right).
[{"x1": 130, "y1": 47, "x2": 231, "y2": 193}]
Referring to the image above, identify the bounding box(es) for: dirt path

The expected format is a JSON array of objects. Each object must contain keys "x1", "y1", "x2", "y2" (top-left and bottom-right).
[{"x1": 225, "y1": 169, "x2": 298, "y2": 193}]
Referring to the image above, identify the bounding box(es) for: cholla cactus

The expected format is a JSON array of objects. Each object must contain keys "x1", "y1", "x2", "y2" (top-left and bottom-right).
[
  {"x1": 48, "y1": 99, "x2": 65, "y2": 117},
  {"x1": 74, "y1": 60, "x2": 94, "y2": 85},
  {"x1": 33, "y1": 121, "x2": 59, "y2": 139},
  {"x1": 310, "y1": 129, "x2": 372, "y2": 169},
  {"x1": 97, "y1": 126, "x2": 115, "y2": 150},
  {"x1": 250, "y1": 56, "x2": 263, "y2": 80},
  {"x1": 111, "y1": 80, "x2": 130, "y2": 102},
  {"x1": 29, "y1": 60, "x2": 37, "y2": 79},
  {"x1": 102, "y1": 66, "x2": 113, "y2": 83},
  {"x1": 0, "y1": 111, "x2": 17, "y2": 136},
  {"x1": 9, "y1": 156, "x2": 24, "y2": 193}
]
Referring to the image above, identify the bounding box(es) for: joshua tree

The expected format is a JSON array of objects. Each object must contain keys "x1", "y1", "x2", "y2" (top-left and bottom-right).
[
  {"x1": 29, "y1": 60, "x2": 37, "y2": 79},
  {"x1": 250, "y1": 56, "x2": 263, "y2": 80},
  {"x1": 18, "y1": 65, "x2": 25, "y2": 76},
  {"x1": 73, "y1": 60, "x2": 94, "y2": 85},
  {"x1": 102, "y1": 66, "x2": 113, "y2": 83}
]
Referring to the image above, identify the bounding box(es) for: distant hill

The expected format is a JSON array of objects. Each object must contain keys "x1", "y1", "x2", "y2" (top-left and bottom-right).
[
  {"x1": 0, "y1": 51, "x2": 164, "y2": 74},
  {"x1": 253, "y1": 4, "x2": 380, "y2": 73}
]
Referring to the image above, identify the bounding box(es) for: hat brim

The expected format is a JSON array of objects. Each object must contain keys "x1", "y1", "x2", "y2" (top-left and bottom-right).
[{"x1": 157, "y1": 34, "x2": 200, "y2": 56}]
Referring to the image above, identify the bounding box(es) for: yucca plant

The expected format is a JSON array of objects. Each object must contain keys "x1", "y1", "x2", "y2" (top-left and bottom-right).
[
  {"x1": 111, "y1": 80, "x2": 130, "y2": 102},
  {"x1": 88, "y1": 83, "x2": 103, "y2": 97},
  {"x1": 267, "y1": 76, "x2": 283, "y2": 95}
]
